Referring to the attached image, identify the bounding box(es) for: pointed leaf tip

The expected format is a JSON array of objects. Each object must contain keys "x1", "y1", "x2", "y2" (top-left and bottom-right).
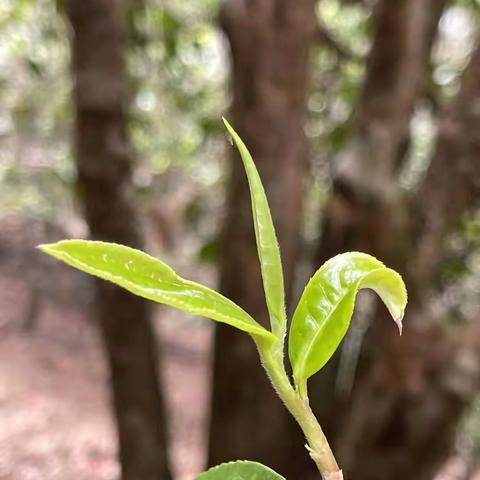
[
  {"x1": 37, "y1": 243, "x2": 53, "y2": 252},
  {"x1": 395, "y1": 313, "x2": 404, "y2": 336},
  {"x1": 223, "y1": 119, "x2": 287, "y2": 340}
]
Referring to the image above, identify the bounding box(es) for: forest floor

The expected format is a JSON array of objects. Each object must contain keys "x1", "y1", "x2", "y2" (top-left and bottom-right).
[
  {"x1": 0, "y1": 216, "x2": 478, "y2": 480},
  {"x1": 0, "y1": 269, "x2": 212, "y2": 480}
]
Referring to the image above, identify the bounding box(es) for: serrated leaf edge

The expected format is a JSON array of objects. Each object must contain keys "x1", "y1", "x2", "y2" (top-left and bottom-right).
[{"x1": 39, "y1": 240, "x2": 276, "y2": 342}]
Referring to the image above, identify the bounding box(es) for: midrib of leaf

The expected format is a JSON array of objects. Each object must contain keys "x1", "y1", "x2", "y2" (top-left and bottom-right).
[
  {"x1": 293, "y1": 283, "x2": 359, "y2": 389},
  {"x1": 40, "y1": 241, "x2": 275, "y2": 341}
]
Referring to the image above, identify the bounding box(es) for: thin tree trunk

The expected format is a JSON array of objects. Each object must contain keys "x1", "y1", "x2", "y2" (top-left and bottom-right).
[
  {"x1": 208, "y1": 0, "x2": 316, "y2": 476},
  {"x1": 314, "y1": 0, "x2": 446, "y2": 269},
  {"x1": 66, "y1": 2, "x2": 172, "y2": 479}
]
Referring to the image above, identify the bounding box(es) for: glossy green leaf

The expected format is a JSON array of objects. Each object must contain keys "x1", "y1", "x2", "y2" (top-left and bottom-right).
[
  {"x1": 289, "y1": 252, "x2": 407, "y2": 397},
  {"x1": 39, "y1": 240, "x2": 275, "y2": 342},
  {"x1": 195, "y1": 460, "x2": 286, "y2": 480},
  {"x1": 223, "y1": 118, "x2": 286, "y2": 340}
]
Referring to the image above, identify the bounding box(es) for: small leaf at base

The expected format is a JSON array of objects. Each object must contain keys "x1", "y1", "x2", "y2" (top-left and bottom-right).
[{"x1": 195, "y1": 460, "x2": 286, "y2": 480}]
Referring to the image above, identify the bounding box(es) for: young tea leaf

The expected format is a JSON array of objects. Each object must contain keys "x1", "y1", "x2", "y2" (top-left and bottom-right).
[
  {"x1": 39, "y1": 240, "x2": 275, "y2": 342},
  {"x1": 195, "y1": 460, "x2": 286, "y2": 480},
  {"x1": 289, "y1": 252, "x2": 407, "y2": 397},
  {"x1": 223, "y1": 118, "x2": 287, "y2": 340}
]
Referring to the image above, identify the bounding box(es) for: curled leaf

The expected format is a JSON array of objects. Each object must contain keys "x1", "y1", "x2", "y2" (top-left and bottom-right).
[
  {"x1": 39, "y1": 240, "x2": 275, "y2": 342},
  {"x1": 288, "y1": 252, "x2": 407, "y2": 397}
]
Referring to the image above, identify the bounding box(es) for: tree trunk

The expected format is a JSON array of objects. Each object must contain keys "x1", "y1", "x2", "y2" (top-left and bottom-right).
[
  {"x1": 66, "y1": 2, "x2": 172, "y2": 479},
  {"x1": 310, "y1": 0, "x2": 446, "y2": 431},
  {"x1": 311, "y1": 1, "x2": 480, "y2": 478},
  {"x1": 208, "y1": 0, "x2": 316, "y2": 476},
  {"x1": 314, "y1": 0, "x2": 446, "y2": 269},
  {"x1": 333, "y1": 45, "x2": 480, "y2": 480}
]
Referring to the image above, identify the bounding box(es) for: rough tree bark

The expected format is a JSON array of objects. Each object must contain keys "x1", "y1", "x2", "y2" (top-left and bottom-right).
[
  {"x1": 311, "y1": 1, "x2": 480, "y2": 479},
  {"x1": 208, "y1": 0, "x2": 317, "y2": 476},
  {"x1": 314, "y1": 0, "x2": 446, "y2": 268},
  {"x1": 66, "y1": 2, "x2": 172, "y2": 479},
  {"x1": 310, "y1": 0, "x2": 447, "y2": 431}
]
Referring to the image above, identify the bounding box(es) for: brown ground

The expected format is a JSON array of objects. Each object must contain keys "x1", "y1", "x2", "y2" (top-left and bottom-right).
[{"x1": 0, "y1": 271, "x2": 212, "y2": 480}]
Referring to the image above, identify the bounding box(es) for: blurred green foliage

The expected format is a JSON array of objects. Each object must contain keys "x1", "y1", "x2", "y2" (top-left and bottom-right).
[
  {"x1": 1, "y1": 0, "x2": 477, "y2": 228},
  {"x1": 0, "y1": 0, "x2": 72, "y2": 219},
  {"x1": 127, "y1": 0, "x2": 227, "y2": 177}
]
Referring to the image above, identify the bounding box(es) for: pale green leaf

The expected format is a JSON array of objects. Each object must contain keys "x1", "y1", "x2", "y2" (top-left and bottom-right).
[
  {"x1": 289, "y1": 252, "x2": 407, "y2": 397},
  {"x1": 195, "y1": 460, "x2": 286, "y2": 480},
  {"x1": 223, "y1": 118, "x2": 286, "y2": 339},
  {"x1": 39, "y1": 240, "x2": 275, "y2": 342}
]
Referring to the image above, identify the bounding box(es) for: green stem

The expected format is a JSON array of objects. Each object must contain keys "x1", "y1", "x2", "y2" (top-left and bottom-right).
[{"x1": 258, "y1": 341, "x2": 343, "y2": 480}]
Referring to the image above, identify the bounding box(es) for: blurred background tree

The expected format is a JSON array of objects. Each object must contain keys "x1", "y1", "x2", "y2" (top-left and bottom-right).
[
  {"x1": 0, "y1": 0, "x2": 479, "y2": 479},
  {"x1": 208, "y1": 1, "x2": 316, "y2": 475},
  {"x1": 65, "y1": 0, "x2": 172, "y2": 479}
]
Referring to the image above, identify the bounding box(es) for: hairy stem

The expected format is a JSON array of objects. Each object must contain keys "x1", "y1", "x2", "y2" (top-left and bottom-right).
[{"x1": 258, "y1": 340, "x2": 343, "y2": 479}]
